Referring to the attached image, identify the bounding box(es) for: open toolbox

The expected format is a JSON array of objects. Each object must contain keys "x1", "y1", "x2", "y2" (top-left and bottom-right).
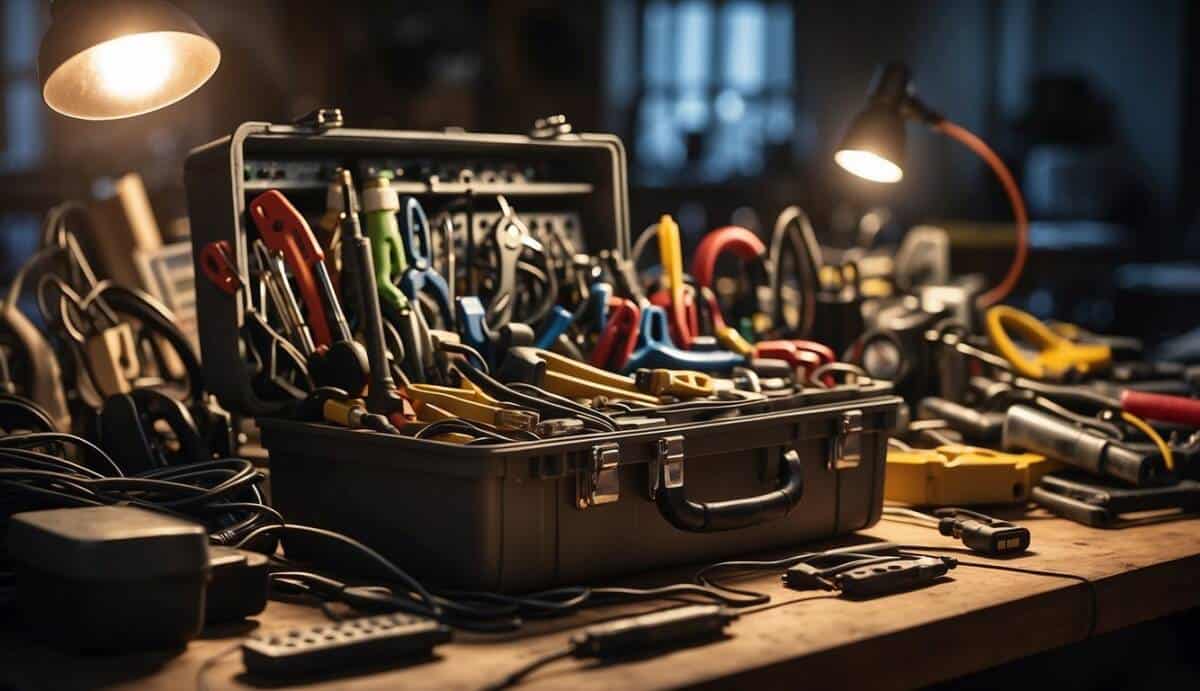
[{"x1": 184, "y1": 112, "x2": 902, "y2": 591}]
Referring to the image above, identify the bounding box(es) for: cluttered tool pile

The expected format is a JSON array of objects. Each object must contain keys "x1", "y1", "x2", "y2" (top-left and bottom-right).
[{"x1": 1, "y1": 107, "x2": 1197, "y2": 688}]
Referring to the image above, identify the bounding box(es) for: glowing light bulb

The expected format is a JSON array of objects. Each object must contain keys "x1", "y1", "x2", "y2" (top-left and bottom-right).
[
  {"x1": 90, "y1": 33, "x2": 174, "y2": 100},
  {"x1": 835, "y1": 149, "x2": 904, "y2": 183}
]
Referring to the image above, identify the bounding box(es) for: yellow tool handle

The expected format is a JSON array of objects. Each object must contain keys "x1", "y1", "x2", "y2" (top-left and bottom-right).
[
  {"x1": 408, "y1": 383, "x2": 539, "y2": 430},
  {"x1": 637, "y1": 369, "x2": 714, "y2": 398},
  {"x1": 533, "y1": 348, "x2": 662, "y2": 404},
  {"x1": 657, "y1": 214, "x2": 684, "y2": 302},
  {"x1": 716, "y1": 325, "x2": 755, "y2": 357},
  {"x1": 321, "y1": 397, "x2": 366, "y2": 427},
  {"x1": 985, "y1": 305, "x2": 1111, "y2": 379},
  {"x1": 543, "y1": 371, "x2": 661, "y2": 405}
]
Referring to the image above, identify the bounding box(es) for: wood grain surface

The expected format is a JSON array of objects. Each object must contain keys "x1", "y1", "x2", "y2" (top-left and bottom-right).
[{"x1": 3, "y1": 508, "x2": 1198, "y2": 691}]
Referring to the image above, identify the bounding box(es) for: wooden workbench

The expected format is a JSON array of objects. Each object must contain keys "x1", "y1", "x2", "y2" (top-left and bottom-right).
[{"x1": 3, "y1": 508, "x2": 1198, "y2": 691}]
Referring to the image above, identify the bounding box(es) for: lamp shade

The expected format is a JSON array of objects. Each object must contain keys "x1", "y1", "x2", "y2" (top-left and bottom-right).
[
  {"x1": 39, "y1": 0, "x2": 220, "y2": 120},
  {"x1": 834, "y1": 61, "x2": 924, "y2": 183},
  {"x1": 834, "y1": 104, "x2": 906, "y2": 183}
]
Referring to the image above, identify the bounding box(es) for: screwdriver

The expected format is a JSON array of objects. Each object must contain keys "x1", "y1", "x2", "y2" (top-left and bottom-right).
[{"x1": 335, "y1": 168, "x2": 414, "y2": 422}]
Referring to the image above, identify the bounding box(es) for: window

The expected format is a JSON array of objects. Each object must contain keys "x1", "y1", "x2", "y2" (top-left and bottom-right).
[
  {"x1": 1, "y1": 0, "x2": 45, "y2": 284},
  {"x1": 608, "y1": 0, "x2": 797, "y2": 186},
  {"x1": 2, "y1": 0, "x2": 44, "y2": 172}
]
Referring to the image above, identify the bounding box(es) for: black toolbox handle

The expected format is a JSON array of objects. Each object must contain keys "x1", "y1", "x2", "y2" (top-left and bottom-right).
[{"x1": 655, "y1": 448, "x2": 805, "y2": 532}]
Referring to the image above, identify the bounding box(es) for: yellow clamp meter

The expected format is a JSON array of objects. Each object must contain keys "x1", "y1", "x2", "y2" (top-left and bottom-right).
[{"x1": 885, "y1": 444, "x2": 1060, "y2": 506}]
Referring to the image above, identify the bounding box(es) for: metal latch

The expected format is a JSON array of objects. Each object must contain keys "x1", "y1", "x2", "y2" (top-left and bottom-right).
[
  {"x1": 577, "y1": 442, "x2": 621, "y2": 509},
  {"x1": 828, "y1": 410, "x2": 864, "y2": 470},
  {"x1": 649, "y1": 435, "x2": 685, "y2": 499},
  {"x1": 530, "y1": 114, "x2": 573, "y2": 139},
  {"x1": 294, "y1": 107, "x2": 344, "y2": 130}
]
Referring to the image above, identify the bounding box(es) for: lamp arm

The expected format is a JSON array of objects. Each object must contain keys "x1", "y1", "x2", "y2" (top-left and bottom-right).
[{"x1": 933, "y1": 120, "x2": 1029, "y2": 308}]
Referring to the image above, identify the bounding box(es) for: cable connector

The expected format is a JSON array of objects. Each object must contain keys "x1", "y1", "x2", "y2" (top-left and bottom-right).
[
  {"x1": 569, "y1": 604, "x2": 736, "y2": 658},
  {"x1": 935, "y1": 508, "x2": 1030, "y2": 555},
  {"x1": 484, "y1": 605, "x2": 735, "y2": 690}
]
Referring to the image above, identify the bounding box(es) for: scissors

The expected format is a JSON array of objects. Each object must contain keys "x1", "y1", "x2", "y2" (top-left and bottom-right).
[{"x1": 398, "y1": 196, "x2": 454, "y2": 329}]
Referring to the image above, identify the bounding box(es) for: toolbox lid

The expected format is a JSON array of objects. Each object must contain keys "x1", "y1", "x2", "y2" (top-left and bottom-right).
[{"x1": 6, "y1": 505, "x2": 210, "y2": 582}]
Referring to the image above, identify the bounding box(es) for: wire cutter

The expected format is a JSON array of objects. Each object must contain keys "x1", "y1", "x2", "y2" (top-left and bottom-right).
[
  {"x1": 249, "y1": 189, "x2": 369, "y2": 395},
  {"x1": 397, "y1": 196, "x2": 454, "y2": 329},
  {"x1": 985, "y1": 305, "x2": 1111, "y2": 380},
  {"x1": 248, "y1": 190, "x2": 336, "y2": 348}
]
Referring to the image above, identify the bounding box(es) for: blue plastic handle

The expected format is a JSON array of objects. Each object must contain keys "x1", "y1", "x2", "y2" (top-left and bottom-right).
[
  {"x1": 456, "y1": 297, "x2": 491, "y2": 362},
  {"x1": 622, "y1": 306, "x2": 745, "y2": 374},
  {"x1": 589, "y1": 281, "x2": 612, "y2": 333},
  {"x1": 535, "y1": 306, "x2": 575, "y2": 349}
]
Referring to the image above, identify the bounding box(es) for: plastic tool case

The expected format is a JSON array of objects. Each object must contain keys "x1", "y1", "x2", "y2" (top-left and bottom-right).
[{"x1": 185, "y1": 113, "x2": 901, "y2": 592}]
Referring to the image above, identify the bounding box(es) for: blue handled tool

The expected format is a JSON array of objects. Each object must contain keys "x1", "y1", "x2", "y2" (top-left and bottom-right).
[
  {"x1": 397, "y1": 197, "x2": 454, "y2": 329},
  {"x1": 534, "y1": 306, "x2": 575, "y2": 349},
  {"x1": 455, "y1": 296, "x2": 535, "y2": 368},
  {"x1": 622, "y1": 306, "x2": 745, "y2": 374},
  {"x1": 456, "y1": 297, "x2": 491, "y2": 362},
  {"x1": 589, "y1": 281, "x2": 613, "y2": 332}
]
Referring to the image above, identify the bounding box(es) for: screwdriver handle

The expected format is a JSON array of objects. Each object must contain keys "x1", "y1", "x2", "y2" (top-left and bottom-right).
[{"x1": 1121, "y1": 389, "x2": 1200, "y2": 428}]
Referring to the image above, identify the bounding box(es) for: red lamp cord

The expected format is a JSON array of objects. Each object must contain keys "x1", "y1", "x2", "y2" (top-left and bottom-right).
[{"x1": 934, "y1": 120, "x2": 1029, "y2": 308}]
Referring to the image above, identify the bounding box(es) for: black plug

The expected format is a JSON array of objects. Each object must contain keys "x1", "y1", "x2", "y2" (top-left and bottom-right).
[{"x1": 937, "y1": 512, "x2": 1030, "y2": 555}]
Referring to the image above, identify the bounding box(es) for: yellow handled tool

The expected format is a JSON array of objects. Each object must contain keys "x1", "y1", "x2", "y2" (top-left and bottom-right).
[
  {"x1": 512, "y1": 347, "x2": 663, "y2": 405},
  {"x1": 985, "y1": 305, "x2": 1111, "y2": 380},
  {"x1": 634, "y1": 368, "x2": 714, "y2": 398},
  {"x1": 407, "y1": 383, "x2": 539, "y2": 431},
  {"x1": 886, "y1": 444, "x2": 1059, "y2": 506}
]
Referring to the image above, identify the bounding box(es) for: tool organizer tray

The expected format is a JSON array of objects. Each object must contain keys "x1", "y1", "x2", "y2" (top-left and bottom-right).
[{"x1": 186, "y1": 116, "x2": 901, "y2": 592}]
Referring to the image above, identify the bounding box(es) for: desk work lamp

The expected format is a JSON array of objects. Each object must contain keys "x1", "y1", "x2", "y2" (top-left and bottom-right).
[
  {"x1": 39, "y1": 0, "x2": 220, "y2": 120},
  {"x1": 835, "y1": 61, "x2": 1028, "y2": 308}
]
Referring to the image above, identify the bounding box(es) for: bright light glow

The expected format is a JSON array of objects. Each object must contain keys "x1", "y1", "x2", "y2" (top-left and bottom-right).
[
  {"x1": 835, "y1": 149, "x2": 903, "y2": 183},
  {"x1": 90, "y1": 33, "x2": 174, "y2": 100}
]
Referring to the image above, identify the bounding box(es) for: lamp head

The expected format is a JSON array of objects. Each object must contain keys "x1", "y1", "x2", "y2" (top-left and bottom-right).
[
  {"x1": 835, "y1": 61, "x2": 941, "y2": 183},
  {"x1": 39, "y1": 0, "x2": 220, "y2": 120}
]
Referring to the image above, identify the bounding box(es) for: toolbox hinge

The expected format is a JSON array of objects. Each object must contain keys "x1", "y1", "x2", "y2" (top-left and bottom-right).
[
  {"x1": 293, "y1": 107, "x2": 344, "y2": 131},
  {"x1": 828, "y1": 410, "x2": 864, "y2": 470},
  {"x1": 530, "y1": 114, "x2": 573, "y2": 139},
  {"x1": 577, "y1": 442, "x2": 621, "y2": 509},
  {"x1": 649, "y1": 435, "x2": 685, "y2": 499}
]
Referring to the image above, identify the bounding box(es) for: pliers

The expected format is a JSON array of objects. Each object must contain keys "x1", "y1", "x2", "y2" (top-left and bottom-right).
[{"x1": 397, "y1": 196, "x2": 454, "y2": 329}]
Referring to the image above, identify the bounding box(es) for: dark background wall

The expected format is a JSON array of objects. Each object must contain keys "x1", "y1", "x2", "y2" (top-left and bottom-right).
[{"x1": 1, "y1": 0, "x2": 1196, "y2": 344}]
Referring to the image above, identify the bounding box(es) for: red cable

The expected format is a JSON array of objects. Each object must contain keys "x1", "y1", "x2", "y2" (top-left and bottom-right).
[{"x1": 934, "y1": 120, "x2": 1029, "y2": 308}]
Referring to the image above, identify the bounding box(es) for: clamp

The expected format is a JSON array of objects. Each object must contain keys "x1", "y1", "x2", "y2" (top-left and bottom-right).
[{"x1": 986, "y1": 305, "x2": 1111, "y2": 380}]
